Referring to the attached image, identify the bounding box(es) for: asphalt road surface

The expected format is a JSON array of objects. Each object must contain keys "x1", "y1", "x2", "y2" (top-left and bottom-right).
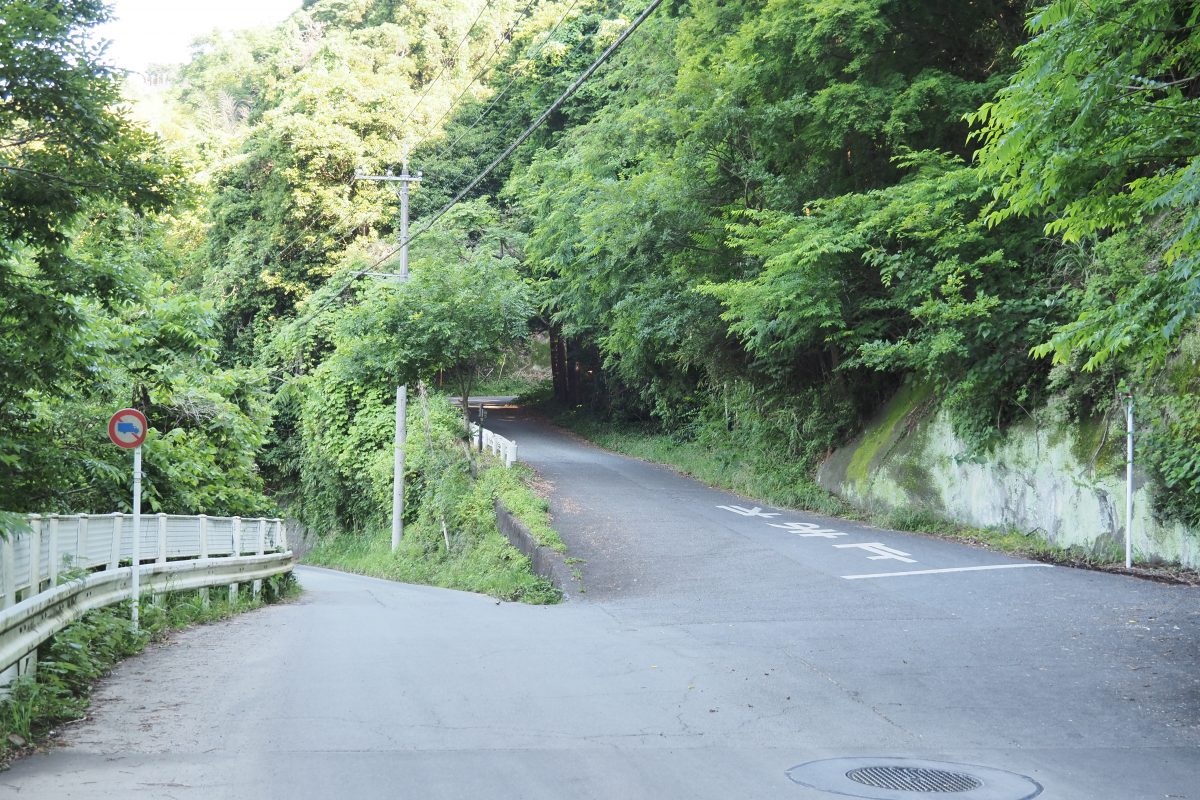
[{"x1": 5, "y1": 408, "x2": 1197, "y2": 799}]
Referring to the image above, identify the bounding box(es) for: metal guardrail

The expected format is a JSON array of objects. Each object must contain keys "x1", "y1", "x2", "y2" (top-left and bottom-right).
[
  {"x1": 0, "y1": 513, "x2": 293, "y2": 689},
  {"x1": 469, "y1": 424, "x2": 518, "y2": 467}
]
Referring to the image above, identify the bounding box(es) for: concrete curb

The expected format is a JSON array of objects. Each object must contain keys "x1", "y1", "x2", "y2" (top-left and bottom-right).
[{"x1": 493, "y1": 499, "x2": 576, "y2": 600}]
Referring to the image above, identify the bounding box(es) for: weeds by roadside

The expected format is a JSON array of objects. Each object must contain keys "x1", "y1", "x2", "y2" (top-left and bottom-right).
[
  {"x1": 303, "y1": 454, "x2": 561, "y2": 604},
  {"x1": 303, "y1": 391, "x2": 562, "y2": 604}
]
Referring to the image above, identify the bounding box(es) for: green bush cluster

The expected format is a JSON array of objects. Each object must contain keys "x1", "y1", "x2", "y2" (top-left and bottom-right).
[{"x1": 302, "y1": 392, "x2": 561, "y2": 603}]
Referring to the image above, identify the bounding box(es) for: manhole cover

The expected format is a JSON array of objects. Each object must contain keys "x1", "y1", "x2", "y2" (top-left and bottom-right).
[
  {"x1": 786, "y1": 757, "x2": 1042, "y2": 800},
  {"x1": 847, "y1": 765, "x2": 982, "y2": 793}
]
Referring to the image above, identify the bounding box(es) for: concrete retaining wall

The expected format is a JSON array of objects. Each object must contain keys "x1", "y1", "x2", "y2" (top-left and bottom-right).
[
  {"x1": 493, "y1": 499, "x2": 576, "y2": 599},
  {"x1": 817, "y1": 385, "x2": 1200, "y2": 568}
]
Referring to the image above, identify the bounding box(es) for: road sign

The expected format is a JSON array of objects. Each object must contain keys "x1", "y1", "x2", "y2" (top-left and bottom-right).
[{"x1": 108, "y1": 408, "x2": 148, "y2": 449}]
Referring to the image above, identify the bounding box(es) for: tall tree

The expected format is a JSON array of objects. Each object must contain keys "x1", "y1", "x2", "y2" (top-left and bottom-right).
[
  {"x1": 0, "y1": 0, "x2": 180, "y2": 510},
  {"x1": 971, "y1": 0, "x2": 1200, "y2": 369}
]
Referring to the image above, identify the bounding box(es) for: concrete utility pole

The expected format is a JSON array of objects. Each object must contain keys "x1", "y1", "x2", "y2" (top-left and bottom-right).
[{"x1": 355, "y1": 145, "x2": 422, "y2": 551}]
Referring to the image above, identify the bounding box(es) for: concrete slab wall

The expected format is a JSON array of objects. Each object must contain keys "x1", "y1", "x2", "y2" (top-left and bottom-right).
[
  {"x1": 493, "y1": 499, "x2": 576, "y2": 598},
  {"x1": 817, "y1": 386, "x2": 1200, "y2": 568}
]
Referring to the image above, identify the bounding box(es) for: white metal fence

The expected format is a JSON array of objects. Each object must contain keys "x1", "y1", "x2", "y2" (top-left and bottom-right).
[
  {"x1": 0, "y1": 513, "x2": 292, "y2": 690},
  {"x1": 469, "y1": 424, "x2": 518, "y2": 467}
]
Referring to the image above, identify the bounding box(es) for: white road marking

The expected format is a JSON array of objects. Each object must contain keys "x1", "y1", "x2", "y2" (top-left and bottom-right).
[
  {"x1": 717, "y1": 504, "x2": 780, "y2": 518},
  {"x1": 834, "y1": 542, "x2": 917, "y2": 563},
  {"x1": 769, "y1": 521, "x2": 848, "y2": 538},
  {"x1": 841, "y1": 563, "x2": 1056, "y2": 580}
]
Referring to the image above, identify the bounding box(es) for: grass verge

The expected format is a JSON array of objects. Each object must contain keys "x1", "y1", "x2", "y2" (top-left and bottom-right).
[
  {"x1": 0, "y1": 573, "x2": 300, "y2": 767},
  {"x1": 557, "y1": 412, "x2": 852, "y2": 516},
  {"x1": 304, "y1": 455, "x2": 562, "y2": 603}
]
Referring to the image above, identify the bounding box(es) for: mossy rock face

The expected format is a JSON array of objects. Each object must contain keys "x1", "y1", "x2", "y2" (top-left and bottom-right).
[
  {"x1": 1070, "y1": 412, "x2": 1124, "y2": 478},
  {"x1": 819, "y1": 379, "x2": 1200, "y2": 568},
  {"x1": 892, "y1": 458, "x2": 938, "y2": 508},
  {"x1": 827, "y1": 382, "x2": 933, "y2": 498}
]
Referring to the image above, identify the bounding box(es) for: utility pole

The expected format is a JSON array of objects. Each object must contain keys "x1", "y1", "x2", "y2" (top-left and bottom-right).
[{"x1": 355, "y1": 145, "x2": 422, "y2": 551}]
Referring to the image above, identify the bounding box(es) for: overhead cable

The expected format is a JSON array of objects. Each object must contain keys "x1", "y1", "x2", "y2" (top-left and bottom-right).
[
  {"x1": 412, "y1": 0, "x2": 539, "y2": 149},
  {"x1": 288, "y1": 0, "x2": 666, "y2": 332},
  {"x1": 433, "y1": 0, "x2": 583, "y2": 163},
  {"x1": 394, "y1": 0, "x2": 498, "y2": 136},
  {"x1": 365, "y1": 0, "x2": 666, "y2": 270}
]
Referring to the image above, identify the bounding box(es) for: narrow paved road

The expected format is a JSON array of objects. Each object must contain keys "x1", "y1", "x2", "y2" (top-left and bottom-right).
[{"x1": 5, "y1": 409, "x2": 1197, "y2": 799}]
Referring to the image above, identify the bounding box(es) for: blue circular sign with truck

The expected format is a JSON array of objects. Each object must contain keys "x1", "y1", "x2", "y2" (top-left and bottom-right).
[{"x1": 107, "y1": 408, "x2": 148, "y2": 449}]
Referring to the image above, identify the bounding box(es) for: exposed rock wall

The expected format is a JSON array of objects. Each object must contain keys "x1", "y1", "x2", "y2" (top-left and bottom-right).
[{"x1": 817, "y1": 384, "x2": 1200, "y2": 568}]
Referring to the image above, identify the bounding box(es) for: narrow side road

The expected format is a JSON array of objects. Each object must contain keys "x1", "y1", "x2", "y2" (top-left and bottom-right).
[{"x1": 3, "y1": 408, "x2": 1197, "y2": 799}]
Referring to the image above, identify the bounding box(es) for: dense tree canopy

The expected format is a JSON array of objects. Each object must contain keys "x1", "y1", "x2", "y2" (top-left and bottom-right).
[{"x1": 3, "y1": 0, "x2": 1197, "y2": 532}]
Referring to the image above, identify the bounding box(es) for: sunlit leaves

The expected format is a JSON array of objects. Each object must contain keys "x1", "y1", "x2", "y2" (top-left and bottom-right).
[{"x1": 970, "y1": 0, "x2": 1200, "y2": 367}]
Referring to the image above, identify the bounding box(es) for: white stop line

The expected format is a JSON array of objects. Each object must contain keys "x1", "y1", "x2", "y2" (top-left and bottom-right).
[{"x1": 841, "y1": 563, "x2": 1055, "y2": 580}]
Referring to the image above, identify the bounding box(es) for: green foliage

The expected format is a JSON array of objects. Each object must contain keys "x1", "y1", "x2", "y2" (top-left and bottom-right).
[
  {"x1": 49, "y1": 0, "x2": 1194, "y2": 544},
  {"x1": 0, "y1": 3, "x2": 267, "y2": 517},
  {"x1": 302, "y1": 393, "x2": 561, "y2": 603},
  {"x1": 1140, "y1": 328, "x2": 1200, "y2": 527},
  {"x1": 706, "y1": 154, "x2": 1060, "y2": 445},
  {"x1": 326, "y1": 204, "x2": 534, "y2": 404},
  {"x1": 176, "y1": 0, "x2": 533, "y2": 360},
  {"x1": 970, "y1": 0, "x2": 1200, "y2": 369}
]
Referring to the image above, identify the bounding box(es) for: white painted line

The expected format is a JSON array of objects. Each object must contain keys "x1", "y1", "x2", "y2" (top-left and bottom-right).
[
  {"x1": 834, "y1": 542, "x2": 917, "y2": 563},
  {"x1": 716, "y1": 504, "x2": 780, "y2": 518},
  {"x1": 841, "y1": 563, "x2": 1055, "y2": 580}
]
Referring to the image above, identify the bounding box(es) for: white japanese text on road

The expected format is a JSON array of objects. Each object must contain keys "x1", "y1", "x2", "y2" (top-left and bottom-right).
[{"x1": 716, "y1": 504, "x2": 1051, "y2": 579}]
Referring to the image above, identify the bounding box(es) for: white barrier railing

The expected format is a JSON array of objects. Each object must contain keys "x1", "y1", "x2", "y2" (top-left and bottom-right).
[
  {"x1": 469, "y1": 424, "x2": 518, "y2": 467},
  {"x1": 0, "y1": 513, "x2": 292, "y2": 690}
]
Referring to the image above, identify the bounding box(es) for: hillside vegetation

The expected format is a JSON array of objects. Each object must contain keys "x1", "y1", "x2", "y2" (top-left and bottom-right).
[{"x1": 1, "y1": 0, "x2": 1197, "y2": 550}]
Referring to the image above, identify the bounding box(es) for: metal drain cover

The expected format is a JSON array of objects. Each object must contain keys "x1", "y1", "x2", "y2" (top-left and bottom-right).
[
  {"x1": 787, "y1": 757, "x2": 1042, "y2": 800},
  {"x1": 848, "y1": 765, "x2": 981, "y2": 793}
]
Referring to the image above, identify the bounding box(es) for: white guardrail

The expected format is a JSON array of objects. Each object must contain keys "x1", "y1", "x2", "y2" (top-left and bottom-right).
[
  {"x1": 470, "y1": 424, "x2": 518, "y2": 467},
  {"x1": 0, "y1": 513, "x2": 293, "y2": 689}
]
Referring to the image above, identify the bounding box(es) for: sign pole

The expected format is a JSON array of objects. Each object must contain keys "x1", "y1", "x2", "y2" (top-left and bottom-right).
[
  {"x1": 108, "y1": 407, "x2": 148, "y2": 628},
  {"x1": 1125, "y1": 393, "x2": 1134, "y2": 569},
  {"x1": 131, "y1": 445, "x2": 142, "y2": 629}
]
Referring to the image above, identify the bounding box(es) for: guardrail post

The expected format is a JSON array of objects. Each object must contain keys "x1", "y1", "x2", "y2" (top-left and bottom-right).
[
  {"x1": 276, "y1": 518, "x2": 287, "y2": 552},
  {"x1": 229, "y1": 516, "x2": 241, "y2": 605},
  {"x1": 153, "y1": 513, "x2": 168, "y2": 605},
  {"x1": 198, "y1": 514, "x2": 209, "y2": 608},
  {"x1": 253, "y1": 519, "x2": 266, "y2": 599},
  {"x1": 77, "y1": 514, "x2": 88, "y2": 574},
  {"x1": 1, "y1": 533, "x2": 14, "y2": 608},
  {"x1": 48, "y1": 514, "x2": 61, "y2": 588},
  {"x1": 108, "y1": 513, "x2": 123, "y2": 571},
  {"x1": 507, "y1": 441, "x2": 517, "y2": 467},
  {"x1": 156, "y1": 513, "x2": 167, "y2": 564},
  {"x1": 28, "y1": 515, "x2": 42, "y2": 598},
  {"x1": 0, "y1": 650, "x2": 36, "y2": 699}
]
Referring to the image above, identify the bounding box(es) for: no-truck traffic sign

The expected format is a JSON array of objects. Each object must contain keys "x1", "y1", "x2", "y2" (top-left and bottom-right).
[{"x1": 107, "y1": 408, "x2": 148, "y2": 449}]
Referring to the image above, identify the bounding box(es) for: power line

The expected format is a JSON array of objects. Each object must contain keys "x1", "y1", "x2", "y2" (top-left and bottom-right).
[
  {"x1": 272, "y1": 181, "x2": 360, "y2": 265},
  {"x1": 272, "y1": 0, "x2": 535, "y2": 268},
  {"x1": 432, "y1": 0, "x2": 583, "y2": 163},
  {"x1": 372, "y1": 0, "x2": 665, "y2": 268},
  {"x1": 394, "y1": 0, "x2": 498, "y2": 138},
  {"x1": 287, "y1": 0, "x2": 666, "y2": 334},
  {"x1": 412, "y1": 0, "x2": 540, "y2": 150}
]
